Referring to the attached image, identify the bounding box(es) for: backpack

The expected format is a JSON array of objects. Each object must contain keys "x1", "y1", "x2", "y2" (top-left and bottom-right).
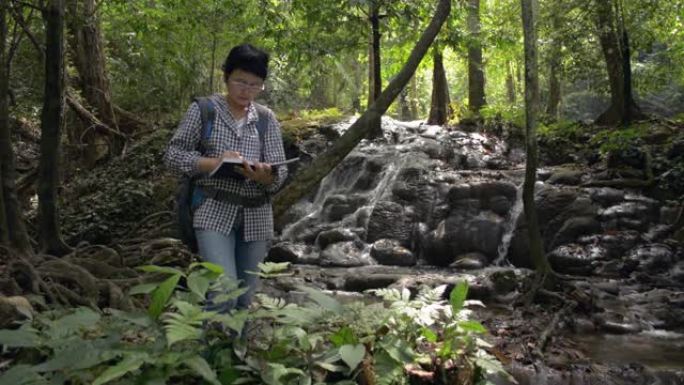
[{"x1": 175, "y1": 97, "x2": 269, "y2": 253}]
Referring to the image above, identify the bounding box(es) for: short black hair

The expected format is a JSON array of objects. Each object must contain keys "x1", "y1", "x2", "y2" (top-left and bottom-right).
[{"x1": 222, "y1": 44, "x2": 269, "y2": 80}]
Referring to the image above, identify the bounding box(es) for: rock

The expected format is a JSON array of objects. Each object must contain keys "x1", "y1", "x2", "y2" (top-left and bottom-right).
[
  {"x1": 489, "y1": 269, "x2": 519, "y2": 294},
  {"x1": 370, "y1": 239, "x2": 416, "y2": 266},
  {"x1": 668, "y1": 139, "x2": 684, "y2": 159},
  {"x1": 489, "y1": 195, "x2": 513, "y2": 216},
  {"x1": 547, "y1": 169, "x2": 584, "y2": 185},
  {"x1": 343, "y1": 274, "x2": 400, "y2": 292},
  {"x1": 600, "y1": 321, "x2": 642, "y2": 334},
  {"x1": 552, "y1": 216, "x2": 602, "y2": 247},
  {"x1": 590, "y1": 187, "x2": 625, "y2": 206},
  {"x1": 606, "y1": 146, "x2": 645, "y2": 169},
  {"x1": 548, "y1": 244, "x2": 596, "y2": 275},
  {"x1": 267, "y1": 242, "x2": 313, "y2": 264},
  {"x1": 626, "y1": 244, "x2": 674, "y2": 273},
  {"x1": 323, "y1": 194, "x2": 367, "y2": 222},
  {"x1": 320, "y1": 241, "x2": 370, "y2": 267},
  {"x1": 449, "y1": 252, "x2": 488, "y2": 270},
  {"x1": 366, "y1": 201, "x2": 411, "y2": 245},
  {"x1": 315, "y1": 228, "x2": 358, "y2": 250}
]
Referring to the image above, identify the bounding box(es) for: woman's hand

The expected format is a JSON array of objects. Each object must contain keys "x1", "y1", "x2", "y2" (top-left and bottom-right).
[{"x1": 240, "y1": 161, "x2": 274, "y2": 185}]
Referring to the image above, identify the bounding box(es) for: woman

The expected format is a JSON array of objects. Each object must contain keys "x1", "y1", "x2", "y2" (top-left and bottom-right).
[{"x1": 164, "y1": 44, "x2": 287, "y2": 312}]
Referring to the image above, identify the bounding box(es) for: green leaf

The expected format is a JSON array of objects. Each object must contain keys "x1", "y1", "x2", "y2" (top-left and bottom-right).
[
  {"x1": 187, "y1": 271, "x2": 211, "y2": 299},
  {"x1": 33, "y1": 343, "x2": 118, "y2": 372},
  {"x1": 297, "y1": 286, "x2": 342, "y2": 314},
  {"x1": 107, "y1": 309, "x2": 153, "y2": 327},
  {"x1": 128, "y1": 282, "x2": 160, "y2": 295},
  {"x1": 459, "y1": 320, "x2": 487, "y2": 334},
  {"x1": 149, "y1": 274, "x2": 181, "y2": 319},
  {"x1": 189, "y1": 261, "x2": 224, "y2": 274},
  {"x1": 92, "y1": 354, "x2": 148, "y2": 385},
  {"x1": 258, "y1": 262, "x2": 291, "y2": 274},
  {"x1": 185, "y1": 355, "x2": 221, "y2": 385},
  {"x1": 0, "y1": 328, "x2": 41, "y2": 348},
  {"x1": 329, "y1": 326, "x2": 358, "y2": 347},
  {"x1": 381, "y1": 336, "x2": 415, "y2": 364},
  {"x1": 421, "y1": 327, "x2": 438, "y2": 343},
  {"x1": 46, "y1": 307, "x2": 101, "y2": 339},
  {"x1": 262, "y1": 363, "x2": 305, "y2": 385},
  {"x1": 138, "y1": 265, "x2": 185, "y2": 276},
  {"x1": 339, "y1": 344, "x2": 365, "y2": 370},
  {"x1": 449, "y1": 281, "x2": 468, "y2": 314},
  {"x1": 0, "y1": 365, "x2": 46, "y2": 385}
]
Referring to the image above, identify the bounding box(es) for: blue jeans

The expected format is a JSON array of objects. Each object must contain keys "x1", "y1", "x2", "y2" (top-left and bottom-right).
[{"x1": 196, "y1": 224, "x2": 268, "y2": 313}]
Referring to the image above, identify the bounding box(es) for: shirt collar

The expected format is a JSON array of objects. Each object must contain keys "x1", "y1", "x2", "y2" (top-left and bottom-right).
[{"x1": 213, "y1": 94, "x2": 258, "y2": 125}]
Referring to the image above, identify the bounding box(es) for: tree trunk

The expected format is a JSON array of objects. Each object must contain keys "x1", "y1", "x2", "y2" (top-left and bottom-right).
[
  {"x1": 39, "y1": 0, "x2": 71, "y2": 256},
  {"x1": 274, "y1": 0, "x2": 451, "y2": 224},
  {"x1": 0, "y1": 1, "x2": 32, "y2": 255},
  {"x1": 521, "y1": 0, "x2": 551, "y2": 278},
  {"x1": 467, "y1": 0, "x2": 486, "y2": 113},
  {"x1": 409, "y1": 74, "x2": 419, "y2": 119},
  {"x1": 428, "y1": 45, "x2": 450, "y2": 125},
  {"x1": 544, "y1": 8, "x2": 562, "y2": 118},
  {"x1": 594, "y1": 0, "x2": 644, "y2": 126},
  {"x1": 506, "y1": 60, "x2": 516, "y2": 103},
  {"x1": 368, "y1": 3, "x2": 383, "y2": 138},
  {"x1": 66, "y1": 0, "x2": 123, "y2": 163},
  {"x1": 399, "y1": 88, "x2": 411, "y2": 120}
]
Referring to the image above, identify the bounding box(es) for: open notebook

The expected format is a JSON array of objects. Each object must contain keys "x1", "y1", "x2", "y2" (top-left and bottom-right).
[{"x1": 209, "y1": 157, "x2": 299, "y2": 179}]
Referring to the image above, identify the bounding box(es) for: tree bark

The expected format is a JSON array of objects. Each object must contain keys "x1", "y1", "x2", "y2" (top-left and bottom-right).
[
  {"x1": 39, "y1": 0, "x2": 71, "y2": 256},
  {"x1": 545, "y1": 11, "x2": 562, "y2": 118},
  {"x1": 274, "y1": 0, "x2": 451, "y2": 224},
  {"x1": 594, "y1": 0, "x2": 644, "y2": 126},
  {"x1": 506, "y1": 60, "x2": 516, "y2": 103},
  {"x1": 368, "y1": 3, "x2": 383, "y2": 138},
  {"x1": 428, "y1": 45, "x2": 450, "y2": 125},
  {"x1": 467, "y1": 0, "x2": 486, "y2": 113},
  {"x1": 66, "y1": 0, "x2": 123, "y2": 162},
  {"x1": 521, "y1": 0, "x2": 551, "y2": 278},
  {"x1": 0, "y1": 1, "x2": 32, "y2": 255}
]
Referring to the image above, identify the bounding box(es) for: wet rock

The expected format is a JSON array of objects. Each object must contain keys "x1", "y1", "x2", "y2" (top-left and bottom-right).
[
  {"x1": 266, "y1": 242, "x2": 312, "y2": 263},
  {"x1": 660, "y1": 205, "x2": 681, "y2": 225},
  {"x1": 391, "y1": 167, "x2": 430, "y2": 202},
  {"x1": 343, "y1": 274, "x2": 400, "y2": 292},
  {"x1": 626, "y1": 244, "x2": 674, "y2": 273},
  {"x1": 366, "y1": 201, "x2": 411, "y2": 245},
  {"x1": 535, "y1": 187, "x2": 581, "y2": 223},
  {"x1": 548, "y1": 244, "x2": 597, "y2": 275},
  {"x1": 671, "y1": 261, "x2": 684, "y2": 283},
  {"x1": 323, "y1": 194, "x2": 367, "y2": 222},
  {"x1": 489, "y1": 195, "x2": 513, "y2": 216},
  {"x1": 320, "y1": 241, "x2": 370, "y2": 267},
  {"x1": 590, "y1": 187, "x2": 625, "y2": 206},
  {"x1": 600, "y1": 321, "x2": 642, "y2": 334},
  {"x1": 370, "y1": 239, "x2": 416, "y2": 266},
  {"x1": 668, "y1": 139, "x2": 684, "y2": 159},
  {"x1": 490, "y1": 269, "x2": 519, "y2": 294},
  {"x1": 315, "y1": 228, "x2": 358, "y2": 250},
  {"x1": 449, "y1": 252, "x2": 488, "y2": 270},
  {"x1": 601, "y1": 202, "x2": 659, "y2": 231},
  {"x1": 552, "y1": 216, "x2": 602, "y2": 247},
  {"x1": 547, "y1": 169, "x2": 584, "y2": 186}
]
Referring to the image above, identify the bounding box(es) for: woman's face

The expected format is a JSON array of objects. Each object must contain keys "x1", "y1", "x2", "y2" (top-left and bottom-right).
[{"x1": 225, "y1": 69, "x2": 264, "y2": 109}]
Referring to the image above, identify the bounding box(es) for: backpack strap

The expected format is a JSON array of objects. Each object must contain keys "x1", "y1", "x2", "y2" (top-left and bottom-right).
[
  {"x1": 193, "y1": 97, "x2": 215, "y2": 154},
  {"x1": 254, "y1": 104, "x2": 269, "y2": 162}
]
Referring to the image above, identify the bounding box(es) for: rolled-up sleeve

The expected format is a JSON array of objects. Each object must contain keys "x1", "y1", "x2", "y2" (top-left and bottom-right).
[
  {"x1": 262, "y1": 110, "x2": 288, "y2": 194},
  {"x1": 164, "y1": 102, "x2": 202, "y2": 177}
]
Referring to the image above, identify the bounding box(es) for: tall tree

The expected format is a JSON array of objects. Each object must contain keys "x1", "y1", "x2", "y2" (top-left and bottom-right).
[
  {"x1": 368, "y1": 1, "x2": 384, "y2": 138},
  {"x1": 467, "y1": 0, "x2": 486, "y2": 113},
  {"x1": 39, "y1": 0, "x2": 70, "y2": 256},
  {"x1": 0, "y1": 0, "x2": 32, "y2": 255},
  {"x1": 66, "y1": 0, "x2": 126, "y2": 163},
  {"x1": 521, "y1": 0, "x2": 551, "y2": 280},
  {"x1": 594, "y1": 0, "x2": 645, "y2": 125},
  {"x1": 274, "y1": 0, "x2": 451, "y2": 223},
  {"x1": 506, "y1": 60, "x2": 516, "y2": 103},
  {"x1": 428, "y1": 44, "x2": 450, "y2": 125},
  {"x1": 545, "y1": 6, "x2": 562, "y2": 118}
]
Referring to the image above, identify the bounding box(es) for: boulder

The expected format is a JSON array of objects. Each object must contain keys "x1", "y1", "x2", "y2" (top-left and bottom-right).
[
  {"x1": 366, "y1": 201, "x2": 411, "y2": 245},
  {"x1": 547, "y1": 169, "x2": 584, "y2": 186},
  {"x1": 370, "y1": 239, "x2": 416, "y2": 266},
  {"x1": 320, "y1": 241, "x2": 371, "y2": 267},
  {"x1": 315, "y1": 228, "x2": 358, "y2": 250},
  {"x1": 551, "y1": 216, "x2": 602, "y2": 248}
]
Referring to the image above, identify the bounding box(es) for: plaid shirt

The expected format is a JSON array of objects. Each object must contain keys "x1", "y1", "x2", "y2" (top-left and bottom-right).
[{"x1": 164, "y1": 94, "x2": 287, "y2": 241}]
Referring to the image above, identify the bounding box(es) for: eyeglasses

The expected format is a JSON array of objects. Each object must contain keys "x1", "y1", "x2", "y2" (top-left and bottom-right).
[{"x1": 229, "y1": 79, "x2": 265, "y2": 92}]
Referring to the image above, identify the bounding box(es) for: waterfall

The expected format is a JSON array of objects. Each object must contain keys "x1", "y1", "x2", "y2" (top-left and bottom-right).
[{"x1": 493, "y1": 183, "x2": 524, "y2": 266}]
